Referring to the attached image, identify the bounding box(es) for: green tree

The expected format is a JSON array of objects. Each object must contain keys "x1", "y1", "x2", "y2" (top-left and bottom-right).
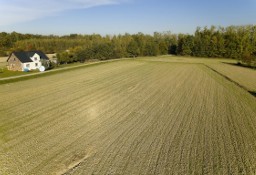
[
  {"x1": 127, "y1": 40, "x2": 140, "y2": 57},
  {"x1": 177, "y1": 34, "x2": 194, "y2": 56}
]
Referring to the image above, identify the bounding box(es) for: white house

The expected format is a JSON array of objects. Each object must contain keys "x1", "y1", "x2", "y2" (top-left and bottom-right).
[
  {"x1": 7, "y1": 51, "x2": 50, "y2": 71},
  {"x1": 22, "y1": 53, "x2": 40, "y2": 70}
]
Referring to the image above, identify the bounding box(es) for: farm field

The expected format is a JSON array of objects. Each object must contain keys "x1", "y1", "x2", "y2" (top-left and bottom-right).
[
  {"x1": 139, "y1": 55, "x2": 237, "y2": 64},
  {"x1": 206, "y1": 63, "x2": 256, "y2": 92},
  {"x1": 142, "y1": 56, "x2": 256, "y2": 92},
  {"x1": 0, "y1": 57, "x2": 7, "y2": 68},
  {"x1": 0, "y1": 58, "x2": 256, "y2": 174}
]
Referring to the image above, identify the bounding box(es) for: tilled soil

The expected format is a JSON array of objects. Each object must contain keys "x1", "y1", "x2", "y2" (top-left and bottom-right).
[{"x1": 0, "y1": 59, "x2": 256, "y2": 174}]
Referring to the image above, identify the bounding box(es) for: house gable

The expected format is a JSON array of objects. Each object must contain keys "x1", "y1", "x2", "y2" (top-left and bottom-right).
[
  {"x1": 32, "y1": 51, "x2": 49, "y2": 61},
  {"x1": 31, "y1": 53, "x2": 40, "y2": 62},
  {"x1": 7, "y1": 53, "x2": 23, "y2": 71},
  {"x1": 29, "y1": 53, "x2": 42, "y2": 69}
]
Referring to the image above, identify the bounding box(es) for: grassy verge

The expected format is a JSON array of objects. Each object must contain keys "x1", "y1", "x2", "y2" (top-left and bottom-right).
[
  {"x1": 0, "y1": 69, "x2": 35, "y2": 78},
  {"x1": 0, "y1": 59, "x2": 128, "y2": 85}
]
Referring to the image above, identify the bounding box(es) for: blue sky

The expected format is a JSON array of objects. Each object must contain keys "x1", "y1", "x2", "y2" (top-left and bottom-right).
[{"x1": 0, "y1": 0, "x2": 256, "y2": 35}]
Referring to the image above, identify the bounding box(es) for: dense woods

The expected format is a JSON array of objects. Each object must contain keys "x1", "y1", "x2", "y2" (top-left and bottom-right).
[{"x1": 0, "y1": 25, "x2": 256, "y2": 66}]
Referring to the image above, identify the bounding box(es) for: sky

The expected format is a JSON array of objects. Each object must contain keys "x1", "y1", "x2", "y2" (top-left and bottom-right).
[{"x1": 0, "y1": 0, "x2": 256, "y2": 35}]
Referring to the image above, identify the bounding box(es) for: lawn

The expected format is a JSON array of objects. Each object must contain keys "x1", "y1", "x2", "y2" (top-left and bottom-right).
[{"x1": 0, "y1": 57, "x2": 256, "y2": 174}]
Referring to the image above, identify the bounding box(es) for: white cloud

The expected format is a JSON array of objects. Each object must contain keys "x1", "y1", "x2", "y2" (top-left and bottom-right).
[{"x1": 0, "y1": 0, "x2": 124, "y2": 25}]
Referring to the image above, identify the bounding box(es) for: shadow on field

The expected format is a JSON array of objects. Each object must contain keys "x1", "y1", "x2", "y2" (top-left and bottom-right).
[
  {"x1": 204, "y1": 64, "x2": 256, "y2": 98},
  {"x1": 221, "y1": 62, "x2": 256, "y2": 69},
  {"x1": 249, "y1": 91, "x2": 256, "y2": 97}
]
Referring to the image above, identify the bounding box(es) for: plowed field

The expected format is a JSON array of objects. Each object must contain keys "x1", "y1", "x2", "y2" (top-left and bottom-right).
[{"x1": 0, "y1": 58, "x2": 256, "y2": 174}]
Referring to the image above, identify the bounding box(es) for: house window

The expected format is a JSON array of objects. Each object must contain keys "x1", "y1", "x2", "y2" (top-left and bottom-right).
[
  {"x1": 35, "y1": 63, "x2": 38, "y2": 67},
  {"x1": 34, "y1": 57, "x2": 37, "y2": 61},
  {"x1": 26, "y1": 64, "x2": 30, "y2": 68}
]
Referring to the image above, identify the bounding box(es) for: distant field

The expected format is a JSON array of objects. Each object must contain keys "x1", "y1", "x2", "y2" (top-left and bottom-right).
[
  {"x1": 0, "y1": 57, "x2": 7, "y2": 68},
  {"x1": 0, "y1": 57, "x2": 7, "y2": 62},
  {"x1": 46, "y1": 53, "x2": 56, "y2": 60},
  {"x1": 140, "y1": 56, "x2": 256, "y2": 92},
  {"x1": 139, "y1": 55, "x2": 237, "y2": 64},
  {"x1": 0, "y1": 58, "x2": 256, "y2": 174}
]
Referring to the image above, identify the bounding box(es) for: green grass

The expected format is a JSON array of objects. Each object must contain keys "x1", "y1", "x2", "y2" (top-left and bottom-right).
[
  {"x1": 0, "y1": 62, "x2": 83, "y2": 78},
  {"x1": 0, "y1": 69, "x2": 35, "y2": 78},
  {"x1": 0, "y1": 62, "x2": 6, "y2": 68},
  {"x1": 0, "y1": 60, "x2": 113, "y2": 84}
]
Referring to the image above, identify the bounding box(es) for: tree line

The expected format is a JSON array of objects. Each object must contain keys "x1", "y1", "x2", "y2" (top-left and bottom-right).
[
  {"x1": 177, "y1": 25, "x2": 256, "y2": 66},
  {"x1": 0, "y1": 25, "x2": 255, "y2": 66}
]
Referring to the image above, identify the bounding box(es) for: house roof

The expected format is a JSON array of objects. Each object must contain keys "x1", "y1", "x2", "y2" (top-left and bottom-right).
[{"x1": 8, "y1": 51, "x2": 49, "y2": 63}]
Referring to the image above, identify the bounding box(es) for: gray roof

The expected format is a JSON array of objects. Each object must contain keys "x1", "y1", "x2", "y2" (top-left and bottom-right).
[{"x1": 8, "y1": 51, "x2": 49, "y2": 63}]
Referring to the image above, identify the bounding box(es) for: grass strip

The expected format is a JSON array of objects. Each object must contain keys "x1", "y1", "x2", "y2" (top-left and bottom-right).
[{"x1": 0, "y1": 59, "x2": 127, "y2": 85}]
